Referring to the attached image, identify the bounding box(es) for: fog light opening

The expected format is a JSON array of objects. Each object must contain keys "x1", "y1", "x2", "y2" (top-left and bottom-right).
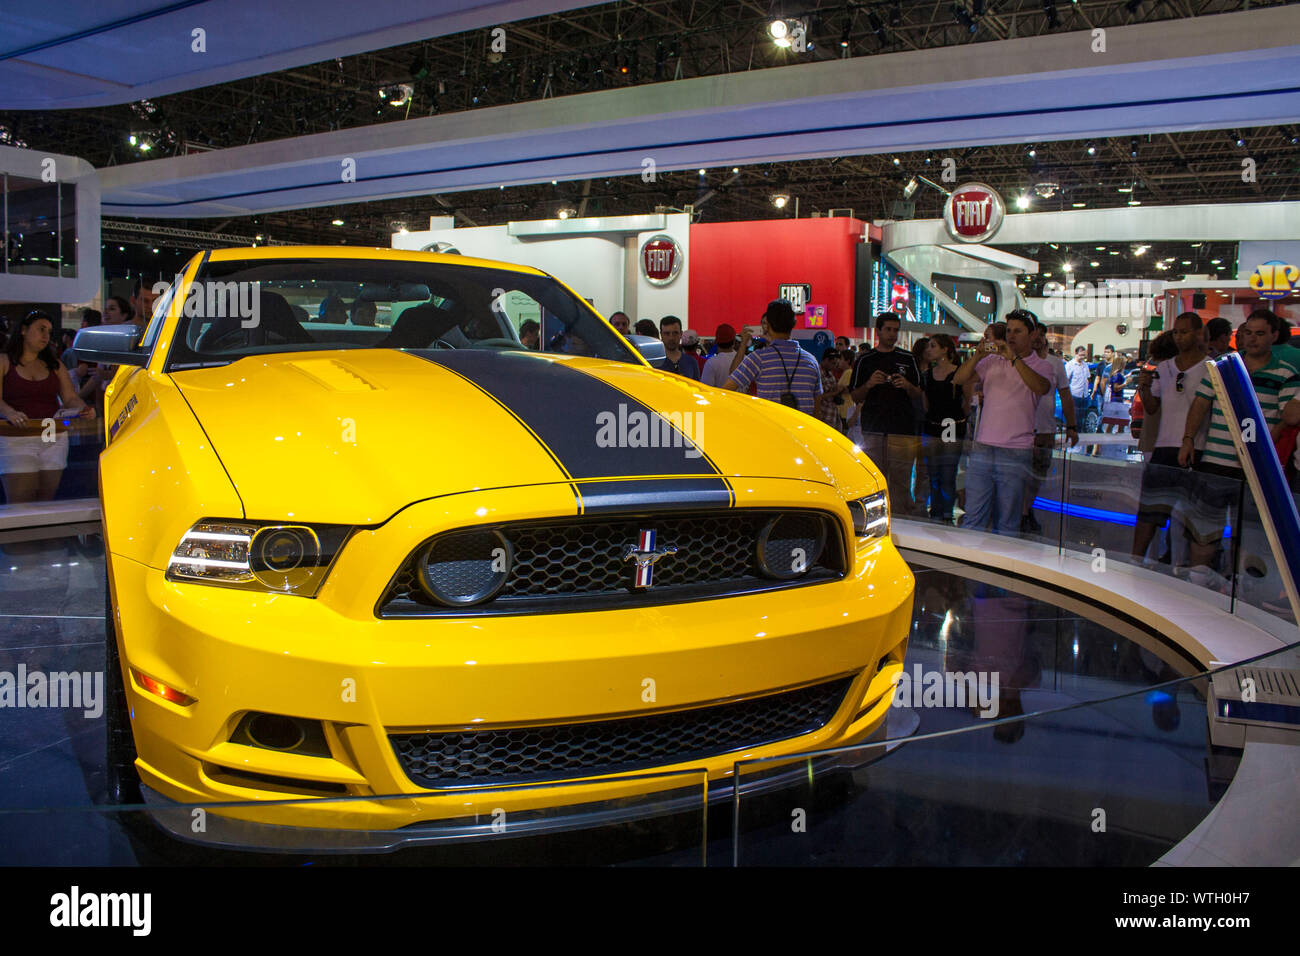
[{"x1": 246, "y1": 713, "x2": 308, "y2": 752}]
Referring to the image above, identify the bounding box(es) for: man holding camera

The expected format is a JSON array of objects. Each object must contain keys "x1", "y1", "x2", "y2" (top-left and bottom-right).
[
  {"x1": 724, "y1": 300, "x2": 821, "y2": 416},
  {"x1": 953, "y1": 309, "x2": 1052, "y2": 535},
  {"x1": 848, "y1": 312, "x2": 923, "y2": 513}
]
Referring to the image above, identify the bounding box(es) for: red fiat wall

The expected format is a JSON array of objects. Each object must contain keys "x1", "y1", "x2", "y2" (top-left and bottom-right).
[{"x1": 688, "y1": 217, "x2": 872, "y2": 338}]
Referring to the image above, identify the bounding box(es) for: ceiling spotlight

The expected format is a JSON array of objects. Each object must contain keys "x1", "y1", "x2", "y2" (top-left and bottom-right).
[
  {"x1": 128, "y1": 134, "x2": 137, "y2": 146},
  {"x1": 841, "y1": 22, "x2": 851, "y2": 47},
  {"x1": 892, "y1": 157, "x2": 901, "y2": 165},
  {"x1": 1090, "y1": 260, "x2": 1099, "y2": 267},
  {"x1": 772, "y1": 193, "x2": 791, "y2": 209},
  {"x1": 1072, "y1": 202, "x2": 1086, "y2": 208},
  {"x1": 331, "y1": 218, "x2": 344, "y2": 226},
  {"x1": 1027, "y1": 147, "x2": 1036, "y2": 158},
  {"x1": 953, "y1": 4, "x2": 978, "y2": 34},
  {"x1": 1032, "y1": 181, "x2": 1059, "y2": 198},
  {"x1": 1062, "y1": 262, "x2": 1073, "y2": 272},
  {"x1": 1086, "y1": 144, "x2": 1097, "y2": 156},
  {"x1": 1211, "y1": 258, "x2": 1222, "y2": 264},
  {"x1": 1128, "y1": 199, "x2": 1141, "y2": 206},
  {"x1": 732, "y1": 167, "x2": 740, "y2": 174},
  {"x1": 1180, "y1": 260, "x2": 1191, "y2": 265},
  {"x1": 1016, "y1": 194, "x2": 1031, "y2": 210},
  {"x1": 903, "y1": 178, "x2": 919, "y2": 199},
  {"x1": 698, "y1": 168, "x2": 706, "y2": 176},
  {"x1": 1117, "y1": 185, "x2": 1133, "y2": 193},
  {"x1": 557, "y1": 206, "x2": 578, "y2": 219},
  {"x1": 1130, "y1": 137, "x2": 1139, "y2": 158},
  {"x1": 769, "y1": 19, "x2": 789, "y2": 40},
  {"x1": 385, "y1": 84, "x2": 414, "y2": 107},
  {"x1": 1133, "y1": 245, "x2": 1149, "y2": 256}
]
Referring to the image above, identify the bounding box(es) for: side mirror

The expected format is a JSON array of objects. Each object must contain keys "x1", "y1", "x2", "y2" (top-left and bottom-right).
[
  {"x1": 627, "y1": 334, "x2": 666, "y2": 367},
  {"x1": 70, "y1": 324, "x2": 147, "y2": 367}
]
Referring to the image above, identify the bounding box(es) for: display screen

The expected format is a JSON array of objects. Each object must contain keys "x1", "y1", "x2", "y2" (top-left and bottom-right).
[
  {"x1": 871, "y1": 257, "x2": 937, "y2": 325},
  {"x1": 931, "y1": 272, "x2": 998, "y2": 324}
]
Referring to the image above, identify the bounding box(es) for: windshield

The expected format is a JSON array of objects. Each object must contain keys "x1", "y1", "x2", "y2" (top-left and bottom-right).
[{"x1": 164, "y1": 257, "x2": 640, "y2": 370}]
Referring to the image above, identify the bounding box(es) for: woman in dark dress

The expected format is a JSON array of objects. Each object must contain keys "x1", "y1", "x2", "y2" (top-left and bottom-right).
[{"x1": 921, "y1": 334, "x2": 970, "y2": 523}]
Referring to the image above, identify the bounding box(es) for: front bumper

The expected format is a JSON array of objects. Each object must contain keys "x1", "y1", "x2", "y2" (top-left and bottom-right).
[{"x1": 110, "y1": 480, "x2": 914, "y2": 845}]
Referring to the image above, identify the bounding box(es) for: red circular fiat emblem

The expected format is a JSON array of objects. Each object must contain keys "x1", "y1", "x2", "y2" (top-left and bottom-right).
[
  {"x1": 640, "y1": 234, "x2": 682, "y2": 286},
  {"x1": 943, "y1": 183, "x2": 1005, "y2": 243}
]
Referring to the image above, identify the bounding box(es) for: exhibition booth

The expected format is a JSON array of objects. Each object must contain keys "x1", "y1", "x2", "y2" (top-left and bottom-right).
[{"x1": 1, "y1": 2, "x2": 1298, "y2": 877}]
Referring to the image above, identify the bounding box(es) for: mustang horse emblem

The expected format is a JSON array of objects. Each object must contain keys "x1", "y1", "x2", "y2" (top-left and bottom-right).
[{"x1": 623, "y1": 529, "x2": 678, "y2": 589}]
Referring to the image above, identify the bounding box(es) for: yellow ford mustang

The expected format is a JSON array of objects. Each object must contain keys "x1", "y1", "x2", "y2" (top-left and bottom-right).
[{"x1": 80, "y1": 246, "x2": 913, "y2": 851}]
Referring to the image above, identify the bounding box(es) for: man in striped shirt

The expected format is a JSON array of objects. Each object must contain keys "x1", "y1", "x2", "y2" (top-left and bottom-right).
[
  {"x1": 724, "y1": 300, "x2": 822, "y2": 416},
  {"x1": 1178, "y1": 309, "x2": 1300, "y2": 575}
]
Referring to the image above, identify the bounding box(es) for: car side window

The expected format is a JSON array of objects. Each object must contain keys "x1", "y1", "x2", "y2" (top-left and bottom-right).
[{"x1": 492, "y1": 289, "x2": 541, "y2": 338}]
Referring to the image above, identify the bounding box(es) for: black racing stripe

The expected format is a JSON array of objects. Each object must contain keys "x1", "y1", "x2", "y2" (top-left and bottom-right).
[
  {"x1": 412, "y1": 350, "x2": 720, "y2": 479},
  {"x1": 575, "y1": 478, "x2": 733, "y2": 515}
]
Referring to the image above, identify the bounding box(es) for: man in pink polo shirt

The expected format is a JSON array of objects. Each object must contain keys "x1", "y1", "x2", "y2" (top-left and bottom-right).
[{"x1": 952, "y1": 309, "x2": 1052, "y2": 535}]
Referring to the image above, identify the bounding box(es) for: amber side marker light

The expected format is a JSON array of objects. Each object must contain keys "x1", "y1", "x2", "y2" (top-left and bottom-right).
[{"x1": 131, "y1": 668, "x2": 196, "y2": 706}]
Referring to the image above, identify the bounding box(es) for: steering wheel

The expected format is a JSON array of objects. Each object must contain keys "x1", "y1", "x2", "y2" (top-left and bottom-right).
[{"x1": 431, "y1": 337, "x2": 458, "y2": 350}]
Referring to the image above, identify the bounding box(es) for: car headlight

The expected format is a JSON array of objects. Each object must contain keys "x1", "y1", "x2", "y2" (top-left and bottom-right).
[
  {"x1": 166, "y1": 520, "x2": 353, "y2": 594},
  {"x1": 848, "y1": 493, "x2": 890, "y2": 541}
]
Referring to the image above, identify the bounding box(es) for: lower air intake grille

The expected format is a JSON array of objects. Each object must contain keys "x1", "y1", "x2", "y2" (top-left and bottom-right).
[{"x1": 390, "y1": 676, "x2": 854, "y2": 789}]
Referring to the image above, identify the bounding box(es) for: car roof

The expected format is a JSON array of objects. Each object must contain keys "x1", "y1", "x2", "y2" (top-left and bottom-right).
[{"x1": 205, "y1": 245, "x2": 548, "y2": 277}]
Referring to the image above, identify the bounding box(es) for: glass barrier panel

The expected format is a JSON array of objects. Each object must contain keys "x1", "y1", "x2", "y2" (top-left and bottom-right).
[
  {"x1": 732, "y1": 641, "x2": 1300, "y2": 866},
  {"x1": 0, "y1": 769, "x2": 710, "y2": 866}
]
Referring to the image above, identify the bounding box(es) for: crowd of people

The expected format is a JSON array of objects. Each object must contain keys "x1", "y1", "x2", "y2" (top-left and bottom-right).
[{"x1": 631, "y1": 300, "x2": 1299, "y2": 600}]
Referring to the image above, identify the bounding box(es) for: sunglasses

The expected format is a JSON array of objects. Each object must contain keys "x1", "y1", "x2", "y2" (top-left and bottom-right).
[{"x1": 1176, "y1": 371, "x2": 1186, "y2": 392}]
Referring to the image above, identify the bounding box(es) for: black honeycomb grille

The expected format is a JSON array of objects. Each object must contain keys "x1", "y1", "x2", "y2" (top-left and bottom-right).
[
  {"x1": 390, "y1": 676, "x2": 853, "y2": 788},
  {"x1": 378, "y1": 510, "x2": 845, "y2": 617}
]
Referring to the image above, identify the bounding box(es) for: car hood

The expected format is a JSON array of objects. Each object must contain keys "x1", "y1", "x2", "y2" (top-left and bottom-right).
[{"x1": 172, "y1": 349, "x2": 871, "y2": 524}]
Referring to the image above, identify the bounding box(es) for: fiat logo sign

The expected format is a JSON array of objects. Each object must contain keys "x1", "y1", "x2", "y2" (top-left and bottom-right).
[
  {"x1": 943, "y1": 183, "x2": 1005, "y2": 244},
  {"x1": 640, "y1": 234, "x2": 683, "y2": 286}
]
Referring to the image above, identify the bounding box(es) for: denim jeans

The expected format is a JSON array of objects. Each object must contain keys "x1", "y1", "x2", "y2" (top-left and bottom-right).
[
  {"x1": 923, "y1": 436, "x2": 962, "y2": 520},
  {"x1": 963, "y1": 442, "x2": 1033, "y2": 535}
]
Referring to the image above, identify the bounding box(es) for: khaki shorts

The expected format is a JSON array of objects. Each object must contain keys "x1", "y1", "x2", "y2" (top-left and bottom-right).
[{"x1": 0, "y1": 432, "x2": 70, "y2": 474}]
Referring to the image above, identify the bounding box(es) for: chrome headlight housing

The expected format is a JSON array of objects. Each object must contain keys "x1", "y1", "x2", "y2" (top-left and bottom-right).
[
  {"x1": 848, "y1": 493, "x2": 890, "y2": 541},
  {"x1": 166, "y1": 520, "x2": 353, "y2": 594}
]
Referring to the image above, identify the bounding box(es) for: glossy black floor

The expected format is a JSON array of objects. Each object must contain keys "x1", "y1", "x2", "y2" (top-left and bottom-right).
[{"x1": 0, "y1": 532, "x2": 1229, "y2": 866}]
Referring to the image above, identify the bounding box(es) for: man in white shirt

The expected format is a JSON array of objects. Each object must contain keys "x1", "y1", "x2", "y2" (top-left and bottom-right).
[
  {"x1": 1022, "y1": 324, "x2": 1078, "y2": 533},
  {"x1": 1131, "y1": 311, "x2": 1208, "y2": 562},
  {"x1": 1065, "y1": 346, "x2": 1091, "y2": 426},
  {"x1": 701, "y1": 324, "x2": 738, "y2": 388}
]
